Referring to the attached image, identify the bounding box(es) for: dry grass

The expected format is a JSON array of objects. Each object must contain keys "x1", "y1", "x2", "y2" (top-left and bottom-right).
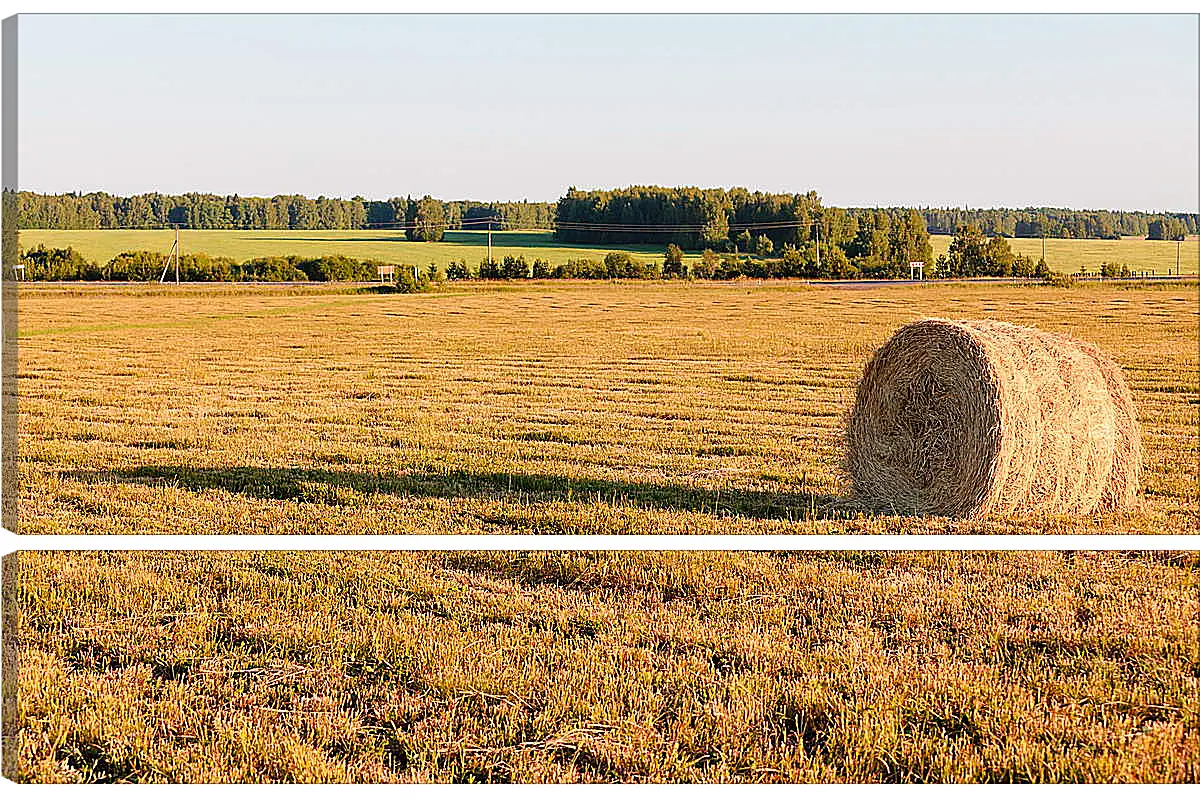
[
  {"x1": 11, "y1": 550, "x2": 1198, "y2": 783},
  {"x1": 14, "y1": 281, "x2": 1198, "y2": 535}
]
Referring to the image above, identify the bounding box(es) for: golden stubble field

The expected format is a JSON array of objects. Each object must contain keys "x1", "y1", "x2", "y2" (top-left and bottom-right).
[
  {"x1": 13, "y1": 280, "x2": 1199, "y2": 535},
  {"x1": 11, "y1": 550, "x2": 1199, "y2": 783}
]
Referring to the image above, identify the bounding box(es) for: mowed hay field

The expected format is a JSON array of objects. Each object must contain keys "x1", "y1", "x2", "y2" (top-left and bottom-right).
[
  {"x1": 13, "y1": 550, "x2": 1199, "y2": 783},
  {"x1": 15, "y1": 281, "x2": 1198, "y2": 535}
]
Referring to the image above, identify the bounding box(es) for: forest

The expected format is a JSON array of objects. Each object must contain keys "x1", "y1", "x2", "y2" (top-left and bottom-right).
[
  {"x1": 15, "y1": 191, "x2": 556, "y2": 233},
  {"x1": 551, "y1": 186, "x2": 932, "y2": 274},
  {"x1": 917, "y1": 206, "x2": 1196, "y2": 239},
  {"x1": 18, "y1": 190, "x2": 1195, "y2": 244},
  {"x1": 553, "y1": 187, "x2": 1196, "y2": 247}
]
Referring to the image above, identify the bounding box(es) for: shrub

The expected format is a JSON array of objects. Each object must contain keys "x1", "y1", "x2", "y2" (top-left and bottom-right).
[
  {"x1": 557, "y1": 258, "x2": 606, "y2": 279},
  {"x1": 20, "y1": 244, "x2": 98, "y2": 280},
  {"x1": 179, "y1": 253, "x2": 237, "y2": 281},
  {"x1": 296, "y1": 254, "x2": 377, "y2": 281},
  {"x1": 715, "y1": 254, "x2": 745, "y2": 280},
  {"x1": 822, "y1": 247, "x2": 859, "y2": 280},
  {"x1": 395, "y1": 266, "x2": 431, "y2": 293},
  {"x1": 692, "y1": 249, "x2": 721, "y2": 279},
  {"x1": 1099, "y1": 262, "x2": 1131, "y2": 279},
  {"x1": 237, "y1": 256, "x2": 309, "y2": 282},
  {"x1": 664, "y1": 244, "x2": 685, "y2": 278},
  {"x1": 603, "y1": 251, "x2": 647, "y2": 279},
  {"x1": 105, "y1": 251, "x2": 168, "y2": 281},
  {"x1": 501, "y1": 254, "x2": 530, "y2": 279},
  {"x1": 1009, "y1": 254, "x2": 1052, "y2": 280},
  {"x1": 1045, "y1": 272, "x2": 1078, "y2": 288}
]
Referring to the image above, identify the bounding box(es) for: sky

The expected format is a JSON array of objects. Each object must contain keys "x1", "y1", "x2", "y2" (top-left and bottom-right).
[{"x1": 16, "y1": 13, "x2": 1200, "y2": 210}]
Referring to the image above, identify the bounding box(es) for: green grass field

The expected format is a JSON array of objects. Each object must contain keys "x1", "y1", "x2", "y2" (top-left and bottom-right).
[
  {"x1": 17, "y1": 229, "x2": 686, "y2": 271},
  {"x1": 929, "y1": 234, "x2": 1198, "y2": 276},
  {"x1": 19, "y1": 229, "x2": 1199, "y2": 276},
  {"x1": 12, "y1": 550, "x2": 1198, "y2": 783}
]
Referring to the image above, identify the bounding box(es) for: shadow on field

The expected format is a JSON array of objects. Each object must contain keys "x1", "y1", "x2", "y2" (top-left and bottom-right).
[
  {"x1": 71, "y1": 464, "x2": 848, "y2": 521},
  {"x1": 243, "y1": 235, "x2": 408, "y2": 243}
]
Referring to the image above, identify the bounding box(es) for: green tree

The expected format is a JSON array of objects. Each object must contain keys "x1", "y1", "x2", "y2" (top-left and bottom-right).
[
  {"x1": 821, "y1": 246, "x2": 857, "y2": 279},
  {"x1": 478, "y1": 258, "x2": 500, "y2": 279},
  {"x1": 604, "y1": 251, "x2": 646, "y2": 278},
  {"x1": 664, "y1": 243, "x2": 684, "y2": 277},
  {"x1": 501, "y1": 255, "x2": 530, "y2": 279},
  {"x1": 405, "y1": 196, "x2": 447, "y2": 242},
  {"x1": 20, "y1": 244, "x2": 97, "y2": 280},
  {"x1": 1148, "y1": 217, "x2": 1186, "y2": 241},
  {"x1": 1011, "y1": 254, "x2": 1050, "y2": 279},
  {"x1": 695, "y1": 249, "x2": 720, "y2": 279},
  {"x1": 936, "y1": 225, "x2": 1018, "y2": 277}
]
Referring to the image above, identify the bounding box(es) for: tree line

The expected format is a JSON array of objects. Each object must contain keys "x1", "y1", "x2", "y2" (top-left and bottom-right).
[
  {"x1": 18, "y1": 190, "x2": 1190, "y2": 256},
  {"x1": 918, "y1": 206, "x2": 1196, "y2": 240},
  {"x1": 553, "y1": 186, "x2": 933, "y2": 276},
  {"x1": 20, "y1": 189, "x2": 1195, "y2": 249},
  {"x1": 18, "y1": 245, "x2": 388, "y2": 282},
  {"x1": 16, "y1": 191, "x2": 557, "y2": 234}
]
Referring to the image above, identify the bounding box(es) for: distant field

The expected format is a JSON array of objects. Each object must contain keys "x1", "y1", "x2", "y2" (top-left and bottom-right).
[
  {"x1": 929, "y1": 234, "x2": 1198, "y2": 276},
  {"x1": 17, "y1": 229, "x2": 683, "y2": 270},
  {"x1": 18, "y1": 229, "x2": 1199, "y2": 276},
  {"x1": 14, "y1": 550, "x2": 1199, "y2": 782},
  {"x1": 15, "y1": 281, "x2": 1197, "y2": 535}
]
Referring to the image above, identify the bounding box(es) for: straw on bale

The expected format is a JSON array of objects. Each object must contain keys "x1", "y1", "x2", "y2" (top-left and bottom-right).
[{"x1": 845, "y1": 319, "x2": 1141, "y2": 518}]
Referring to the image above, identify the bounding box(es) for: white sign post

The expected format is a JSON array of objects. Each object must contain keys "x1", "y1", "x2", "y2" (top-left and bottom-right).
[{"x1": 909, "y1": 261, "x2": 925, "y2": 281}]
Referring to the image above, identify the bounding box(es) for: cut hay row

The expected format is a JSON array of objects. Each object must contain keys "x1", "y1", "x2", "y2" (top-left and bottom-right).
[{"x1": 845, "y1": 319, "x2": 1141, "y2": 518}]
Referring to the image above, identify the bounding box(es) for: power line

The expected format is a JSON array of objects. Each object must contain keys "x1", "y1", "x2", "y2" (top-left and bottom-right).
[{"x1": 22, "y1": 214, "x2": 828, "y2": 236}]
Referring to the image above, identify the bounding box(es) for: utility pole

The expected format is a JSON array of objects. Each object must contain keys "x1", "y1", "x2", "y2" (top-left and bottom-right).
[
  {"x1": 814, "y1": 216, "x2": 821, "y2": 274},
  {"x1": 158, "y1": 225, "x2": 180, "y2": 284},
  {"x1": 487, "y1": 218, "x2": 493, "y2": 265},
  {"x1": 1177, "y1": 238, "x2": 1181, "y2": 276}
]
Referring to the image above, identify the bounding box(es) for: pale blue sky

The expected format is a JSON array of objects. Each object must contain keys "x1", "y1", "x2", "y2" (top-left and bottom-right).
[{"x1": 17, "y1": 14, "x2": 1200, "y2": 210}]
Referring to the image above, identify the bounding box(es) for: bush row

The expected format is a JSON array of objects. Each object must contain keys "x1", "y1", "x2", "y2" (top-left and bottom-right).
[
  {"x1": 17, "y1": 247, "x2": 386, "y2": 282},
  {"x1": 16, "y1": 240, "x2": 1058, "y2": 286}
]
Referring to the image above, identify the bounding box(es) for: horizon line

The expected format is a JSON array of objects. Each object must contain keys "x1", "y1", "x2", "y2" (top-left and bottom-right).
[{"x1": 14, "y1": 186, "x2": 1200, "y2": 216}]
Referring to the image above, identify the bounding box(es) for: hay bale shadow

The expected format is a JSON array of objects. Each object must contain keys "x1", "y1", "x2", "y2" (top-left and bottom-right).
[{"x1": 66, "y1": 464, "x2": 849, "y2": 523}]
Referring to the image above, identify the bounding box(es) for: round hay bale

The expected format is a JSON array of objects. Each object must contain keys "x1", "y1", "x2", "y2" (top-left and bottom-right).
[
  {"x1": 845, "y1": 319, "x2": 1139, "y2": 518},
  {"x1": 1069, "y1": 338, "x2": 1142, "y2": 511}
]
